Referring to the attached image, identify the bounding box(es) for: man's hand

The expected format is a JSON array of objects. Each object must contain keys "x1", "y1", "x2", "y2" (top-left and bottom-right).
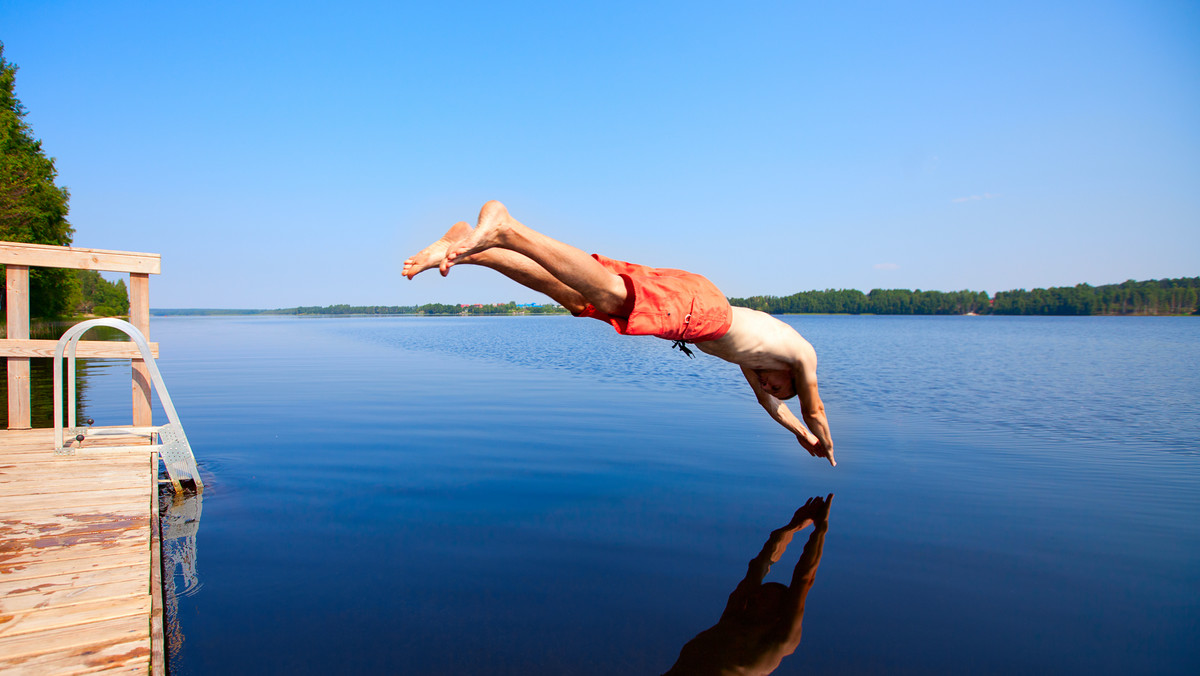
[
  {"x1": 742, "y1": 366, "x2": 837, "y2": 467},
  {"x1": 796, "y1": 431, "x2": 836, "y2": 467}
]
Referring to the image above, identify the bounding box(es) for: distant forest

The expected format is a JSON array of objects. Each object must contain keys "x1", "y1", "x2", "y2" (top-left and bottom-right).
[
  {"x1": 151, "y1": 277, "x2": 1199, "y2": 317},
  {"x1": 729, "y1": 277, "x2": 1199, "y2": 316}
]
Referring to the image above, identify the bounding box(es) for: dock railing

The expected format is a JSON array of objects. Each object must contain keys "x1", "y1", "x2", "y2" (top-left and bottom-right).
[{"x1": 0, "y1": 241, "x2": 160, "y2": 429}]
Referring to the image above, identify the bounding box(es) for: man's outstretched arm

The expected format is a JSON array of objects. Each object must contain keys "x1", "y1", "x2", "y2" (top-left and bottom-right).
[
  {"x1": 792, "y1": 358, "x2": 834, "y2": 466},
  {"x1": 741, "y1": 366, "x2": 835, "y2": 466}
]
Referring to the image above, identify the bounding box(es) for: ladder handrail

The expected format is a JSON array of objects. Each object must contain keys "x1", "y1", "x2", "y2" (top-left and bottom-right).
[{"x1": 53, "y1": 318, "x2": 201, "y2": 491}]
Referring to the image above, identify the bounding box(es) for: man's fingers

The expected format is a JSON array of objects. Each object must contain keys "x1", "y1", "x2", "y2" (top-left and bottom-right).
[{"x1": 796, "y1": 436, "x2": 837, "y2": 466}]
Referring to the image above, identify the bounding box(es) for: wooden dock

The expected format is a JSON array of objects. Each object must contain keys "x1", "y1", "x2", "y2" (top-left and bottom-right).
[
  {"x1": 0, "y1": 428, "x2": 165, "y2": 674},
  {"x1": 0, "y1": 242, "x2": 180, "y2": 672}
]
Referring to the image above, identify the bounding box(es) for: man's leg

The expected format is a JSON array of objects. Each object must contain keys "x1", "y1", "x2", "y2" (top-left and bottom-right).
[
  {"x1": 443, "y1": 201, "x2": 630, "y2": 316},
  {"x1": 404, "y1": 220, "x2": 590, "y2": 313}
]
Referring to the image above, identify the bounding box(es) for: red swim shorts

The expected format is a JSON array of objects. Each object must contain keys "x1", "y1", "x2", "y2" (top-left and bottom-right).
[{"x1": 575, "y1": 254, "x2": 733, "y2": 343}]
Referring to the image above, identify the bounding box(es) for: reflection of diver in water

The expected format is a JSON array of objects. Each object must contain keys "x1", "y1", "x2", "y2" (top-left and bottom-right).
[{"x1": 664, "y1": 495, "x2": 833, "y2": 676}]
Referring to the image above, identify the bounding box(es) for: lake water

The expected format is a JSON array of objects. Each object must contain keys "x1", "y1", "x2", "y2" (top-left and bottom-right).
[{"x1": 72, "y1": 315, "x2": 1200, "y2": 674}]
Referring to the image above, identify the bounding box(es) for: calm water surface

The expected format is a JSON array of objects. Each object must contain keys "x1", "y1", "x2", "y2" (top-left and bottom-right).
[{"x1": 76, "y1": 315, "x2": 1199, "y2": 674}]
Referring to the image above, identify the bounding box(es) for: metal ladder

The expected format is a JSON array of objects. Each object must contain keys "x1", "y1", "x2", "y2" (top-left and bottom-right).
[{"x1": 53, "y1": 318, "x2": 203, "y2": 493}]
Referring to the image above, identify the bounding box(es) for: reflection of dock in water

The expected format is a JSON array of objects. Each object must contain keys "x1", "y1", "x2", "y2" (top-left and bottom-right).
[{"x1": 161, "y1": 489, "x2": 203, "y2": 660}]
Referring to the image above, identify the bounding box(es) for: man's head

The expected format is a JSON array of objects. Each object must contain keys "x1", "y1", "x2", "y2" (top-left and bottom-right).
[{"x1": 757, "y1": 370, "x2": 796, "y2": 399}]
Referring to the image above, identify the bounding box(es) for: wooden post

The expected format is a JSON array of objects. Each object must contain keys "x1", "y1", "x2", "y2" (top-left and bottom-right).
[
  {"x1": 6, "y1": 265, "x2": 31, "y2": 429},
  {"x1": 130, "y1": 273, "x2": 152, "y2": 426}
]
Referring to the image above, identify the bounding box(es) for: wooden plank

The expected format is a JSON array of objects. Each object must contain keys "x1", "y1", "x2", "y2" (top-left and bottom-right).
[
  {"x1": 78, "y1": 661, "x2": 153, "y2": 676},
  {"x1": 1, "y1": 512, "x2": 149, "y2": 564},
  {"x1": 0, "y1": 428, "x2": 149, "y2": 452},
  {"x1": 0, "y1": 578, "x2": 146, "y2": 614},
  {"x1": 0, "y1": 564, "x2": 145, "y2": 599},
  {"x1": 0, "y1": 462, "x2": 146, "y2": 483},
  {"x1": 68, "y1": 445, "x2": 157, "y2": 458},
  {"x1": 0, "y1": 550, "x2": 149, "y2": 583},
  {"x1": 0, "y1": 502, "x2": 148, "y2": 528},
  {"x1": 0, "y1": 636, "x2": 150, "y2": 675},
  {"x1": 129, "y1": 273, "x2": 152, "y2": 427},
  {"x1": 0, "y1": 466, "x2": 146, "y2": 485},
  {"x1": 0, "y1": 447, "x2": 146, "y2": 463},
  {"x1": 0, "y1": 339, "x2": 160, "y2": 359},
  {"x1": 1, "y1": 487, "x2": 150, "y2": 512},
  {"x1": 0, "y1": 455, "x2": 146, "y2": 477},
  {"x1": 68, "y1": 436, "x2": 155, "y2": 451},
  {"x1": 0, "y1": 594, "x2": 150, "y2": 639},
  {"x1": 0, "y1": 447, "x2": 149, "y2": 462},
  {"x1": 0, "y1": 537, "x2": 147, "y2": 569},
  {"x1": 0, "y1": 432, "x2": 157, "y2": 455},
  {"x1": 0, "y1": 474, "x2": 148, "y2": 496},
  {"x1": 0, "y1": 614, "x2": 148, "y2": 667},
  {"x1": 1, "y1": 536, "x2": 148, "y2": 576},
  {"x1": 0, "y1": 242, "x2": 160, "y2": 274},
  {"x1": 149, "y1": 452, "x2": 165, "y2": 676},
  {"x1": 0, "y1": 446, "x2": 155, "y2": 460},
  {"x1": 0, "y1": 512, "x2": 148, "y2": 543},
  {"x1": 0, "y1": 455, "x2": 145, "y2": 472},
  {"x1": 6, "y1": 264, "x2": 31, "y2": 430},
  {"x1": 0, "y1": 428, "x2": 60, "y2": 446},
  {"x1": 0, "y1": 456, "x2": 143, "y2": 471}
]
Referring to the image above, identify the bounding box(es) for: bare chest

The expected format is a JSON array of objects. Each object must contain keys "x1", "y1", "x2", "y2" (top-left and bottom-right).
[{"x1": 693, "y1": 334, "x2": 793, "y2": 370}]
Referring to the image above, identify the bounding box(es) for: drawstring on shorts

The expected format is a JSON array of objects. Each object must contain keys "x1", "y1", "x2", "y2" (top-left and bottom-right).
[
  {"x1": 671, "y1": 308, "x2": 696, "y2": 357},
  {"x1": 671, "y1": 340, "x2": 695, "y2": 358}
]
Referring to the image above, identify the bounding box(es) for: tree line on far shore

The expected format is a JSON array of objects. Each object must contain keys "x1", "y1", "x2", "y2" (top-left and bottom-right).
[
  {"x1": 729, "y1": 277, "x2": 1200, "y2": 316},
  {"x1": 152, "y1": 303, "x2": 571, "y2": 317},
  {"x1": 155, "y1": 277, "x2": 1199, "y2": 317}
]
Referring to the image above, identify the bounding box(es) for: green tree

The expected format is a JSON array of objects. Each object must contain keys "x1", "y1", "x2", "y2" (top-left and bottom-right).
[
  {"x1": 75, "y1": 269, "x2": 129, "y2": 316},
  {"x1": 0, "y1": 42, "x2": 77, "y2": 317}
]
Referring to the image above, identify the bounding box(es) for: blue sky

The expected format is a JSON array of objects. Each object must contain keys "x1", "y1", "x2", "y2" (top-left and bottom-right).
[{"x1": 2, "y1": 0, "x2": 1197, "y2": 308}]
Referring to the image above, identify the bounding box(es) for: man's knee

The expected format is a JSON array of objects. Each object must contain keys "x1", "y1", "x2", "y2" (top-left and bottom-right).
[
  {"x1": 561, "y1": 298, "x2": 589, "y2": 315},
  {"x1": 592, "y1": 274, "x2": 635, "y2": 317}
]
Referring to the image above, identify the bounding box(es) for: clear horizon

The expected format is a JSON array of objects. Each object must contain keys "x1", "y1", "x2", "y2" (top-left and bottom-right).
[
  {"x1": 3, "y1": 0, "x2": 1197, "y2": 307},
  {"x1": 143, "y1": 272, "x2": 1198, "y2": 312}
]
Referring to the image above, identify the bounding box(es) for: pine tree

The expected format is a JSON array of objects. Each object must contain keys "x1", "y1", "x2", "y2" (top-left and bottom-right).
[{"x1": 1, "y1": 42, "x2": 77, "y2": 317}]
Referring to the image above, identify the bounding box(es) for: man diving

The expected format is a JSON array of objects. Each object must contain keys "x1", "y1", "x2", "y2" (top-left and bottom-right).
[{"x1": 403, "y1": 201, "x2": 835, "y2": 466}]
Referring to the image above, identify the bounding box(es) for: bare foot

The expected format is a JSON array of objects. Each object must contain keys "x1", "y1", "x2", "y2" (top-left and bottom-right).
[
  {"x1": 441, "y1": 200, "x2": 514, "y2": 274},
  {"x1": 403, "y1": 221, "x2": 472, "y2": 279}
]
